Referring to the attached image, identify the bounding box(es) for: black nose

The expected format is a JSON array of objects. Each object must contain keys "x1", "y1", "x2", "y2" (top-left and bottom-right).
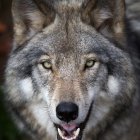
[{"x1": 56, "y1": 102, "x2": 78, "y2": 122}]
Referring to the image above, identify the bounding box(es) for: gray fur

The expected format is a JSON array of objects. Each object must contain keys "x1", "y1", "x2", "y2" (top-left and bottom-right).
[{"x1": 5, "y1": 0, "x2": 140, "y2": 140}]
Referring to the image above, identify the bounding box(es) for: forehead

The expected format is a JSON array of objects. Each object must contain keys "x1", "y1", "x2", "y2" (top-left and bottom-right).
[{"x1": 25, "y1": 23, "x2": 110, "y2": 59}]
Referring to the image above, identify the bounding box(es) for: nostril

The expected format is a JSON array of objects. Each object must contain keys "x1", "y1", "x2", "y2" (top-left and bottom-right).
[{"x1": 56, "y1": 102, "x2": 78, "y2": 122}]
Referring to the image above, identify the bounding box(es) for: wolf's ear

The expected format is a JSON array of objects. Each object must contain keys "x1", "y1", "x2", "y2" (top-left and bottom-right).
[
  {"x1": 12, "y1": 0, "x2": 55, "y2": 46},
  {"x1": 82, "y1": 0, "x2": 126, "y2": 45}
]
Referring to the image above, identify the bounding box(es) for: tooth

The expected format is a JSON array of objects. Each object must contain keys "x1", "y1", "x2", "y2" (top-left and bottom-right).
[
  {"x1": 58, "y1": 128, "x2": 69, "y2": 140},
  {"x1": 58, "y1": 128, "x2": 62, "y2": 137},
  {"x1": 58, "y1": 128, "x2": 80, "y2": 140},
  {"x1": 74, "y1": 128, "x2": 80, "y2": 137},
  {"x1": 70, "y1": 128, "x2": 80, "y2": 140},
  {"x1": 58, "y1": 128, "x2": 65, "y2": 139}
]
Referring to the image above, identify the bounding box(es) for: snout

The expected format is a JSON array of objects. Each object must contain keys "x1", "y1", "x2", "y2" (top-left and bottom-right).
[
  {"x1": 56, "y1": 102, "x2": 79, "y2": 123},
  {"x1": 56, "y1": 102, "x2": 81, "y2": 140}
]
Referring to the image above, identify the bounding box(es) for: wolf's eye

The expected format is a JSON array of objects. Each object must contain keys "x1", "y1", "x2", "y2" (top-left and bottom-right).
[
  {"x1": 41, "y1": 60, "x2": 52, "y2": 70},
  {"x1": 85, "y1": 60, "x2": 96, "y2": 68}
]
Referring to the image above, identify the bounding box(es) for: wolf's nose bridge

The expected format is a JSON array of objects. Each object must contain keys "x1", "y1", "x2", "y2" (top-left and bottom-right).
[{"x1": 56, "y1": 102, "x2": 79, "y2": 123}]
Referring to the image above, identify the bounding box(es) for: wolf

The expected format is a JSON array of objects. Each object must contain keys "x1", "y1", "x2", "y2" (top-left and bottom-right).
[{"x1": 5, "y1": 0, "x2": 140, "y2": 140}]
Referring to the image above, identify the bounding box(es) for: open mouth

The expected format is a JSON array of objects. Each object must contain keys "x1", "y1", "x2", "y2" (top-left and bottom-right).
[
  {"x1": 56, "y1": 124, "x2": 82, "y2": 140},
  {"x1": 55, "y1": 101, "x2": 94, "y2": 140}
]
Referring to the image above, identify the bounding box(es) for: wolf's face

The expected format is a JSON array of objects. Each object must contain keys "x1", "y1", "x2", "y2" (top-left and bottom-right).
[{"x1": 6, "y1": 0, "x2": 135, "y2": 140}]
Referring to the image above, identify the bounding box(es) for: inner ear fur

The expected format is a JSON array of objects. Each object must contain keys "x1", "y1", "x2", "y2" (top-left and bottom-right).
[
  {"x1": 12, "y1": 0, "x2": 55, "y2": 46},
  {"x1": 82, "y1": 0, "x2": 126, "y2": 46}
]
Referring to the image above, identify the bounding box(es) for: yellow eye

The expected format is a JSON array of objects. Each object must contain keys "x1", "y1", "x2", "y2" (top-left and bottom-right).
[
  {"x1": 85, "y1": 60, "x2": 96, "y2": 68},
  {"x1": 41, "y1": 60, "x2": 52, "y2": 69}
]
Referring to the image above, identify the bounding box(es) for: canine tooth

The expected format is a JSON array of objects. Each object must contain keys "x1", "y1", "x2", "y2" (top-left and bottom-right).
[
  {"x1": 58, "y1": 128, "x2": 69, "y2": 140},
  {"x1": 58, "y1": 128, "x2": 80, "y2": 140},
  {"x1": 69, "y1": 128, "x2": 80, "y2": 140},
  {"x1": 74, "y1": 128, "x2": 80, "y2": 137},
  {"x1": 58, "y1": 128, "x2": 65, "y2": 139}
]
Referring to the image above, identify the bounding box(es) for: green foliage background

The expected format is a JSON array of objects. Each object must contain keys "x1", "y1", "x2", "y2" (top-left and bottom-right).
[{"x1": 0, "y1": 87, "x2": 24, "y2": 140}]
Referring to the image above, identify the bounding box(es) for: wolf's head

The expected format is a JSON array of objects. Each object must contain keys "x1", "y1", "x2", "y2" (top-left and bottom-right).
[{"x1": 5, "y1": 0, "x2": 135, "y2": 140}]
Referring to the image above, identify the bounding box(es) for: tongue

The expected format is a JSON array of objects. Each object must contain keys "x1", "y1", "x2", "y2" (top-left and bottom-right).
[{"x1": 61, "y1": 124, "x2": 77, "y2": 132}]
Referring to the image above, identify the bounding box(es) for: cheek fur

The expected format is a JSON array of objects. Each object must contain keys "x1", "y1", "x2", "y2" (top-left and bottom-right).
[
  {"x1": 29, "y1": 103, "x2": 57, "y2": 139},
  {"x1": 19, "y1": 78, "x2": 34, "y2": 100},
  {"x1": 107, "y1": 76, "x2": 120, "y2": 96},
  {"x1": 87, "y1": 86, "x2": 100, "y2": 100}
]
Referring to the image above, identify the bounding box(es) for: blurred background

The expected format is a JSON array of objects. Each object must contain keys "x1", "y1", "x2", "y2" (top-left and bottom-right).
[
  {"x1": 0, "y1": 0, "x2": 20, "y2": 140},
  {"x1": 0, "y1": 0, "x2": 28, "y2": 140},
  {"x1": 0, "y1": 0, "x2": 140, "y2": 140}
]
